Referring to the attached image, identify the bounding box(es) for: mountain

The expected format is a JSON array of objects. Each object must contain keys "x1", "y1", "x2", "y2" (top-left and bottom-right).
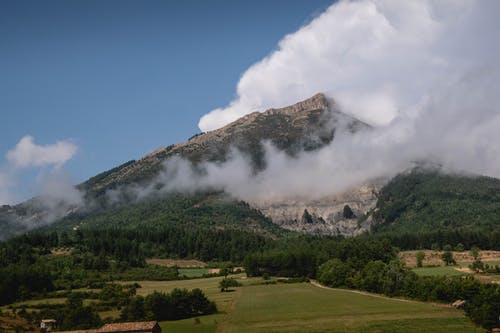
[
  {"x1": 2, "y1": 93, "x2": 500, "y2": 241},
  {"x1": 80, "y1": 93, "x2": 367, "y2": 195},
  {"x1": 75, "y1": 93, "x2": 378, "y2": 236},
  {"x1": 2, "y1": 93, "x2": 371, "y2": 239}
]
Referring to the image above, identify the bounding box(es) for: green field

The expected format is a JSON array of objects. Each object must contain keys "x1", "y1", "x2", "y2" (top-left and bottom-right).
[
  {"x1": 224, "y1": 283, "x2": 481, "y2": 333},
  {"x1": 1, "y1": 276, "x2": 484, "y2": 333},
  {"x1": 178, "y1": 268, "x2": 212, "y2": 278},
  {"x1": 412, "y1": 266, "x2": 468, "y2": 276},
  {"x1": 127, "y1": 277, "x2": 482, "y2": 333}
]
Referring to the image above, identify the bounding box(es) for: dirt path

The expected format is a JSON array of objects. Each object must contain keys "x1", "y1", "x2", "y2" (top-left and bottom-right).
[
  {"x1": 217, "y1": 288, "x2": 242, "y2": 333},
  {"x1": 310, "y1": 280, "x2": 452, "y2": 306}
]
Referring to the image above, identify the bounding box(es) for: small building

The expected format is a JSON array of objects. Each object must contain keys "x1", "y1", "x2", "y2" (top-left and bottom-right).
[
  {"x1": 40, "y1": 319, "x2": 57, "y2": 331},
  {"x1": 451, "y1": 299, "x2": 466, "y2": 309}
]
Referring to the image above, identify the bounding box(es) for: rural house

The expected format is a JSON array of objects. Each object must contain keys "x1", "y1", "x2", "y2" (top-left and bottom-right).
[{"x1": 40, "y1": 319, "x2": 57, "y2": 331}]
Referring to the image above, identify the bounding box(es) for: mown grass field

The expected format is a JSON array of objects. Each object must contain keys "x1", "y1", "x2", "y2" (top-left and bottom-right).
[
  {"x1": 133, "y1": 276, "x2": 238, "y2": 333},
  {"x1": 128, "y1": 276, "x2": 483, "y2": 333},
  {"x1": 1, "y1": 274, "x2": 485, "y2": 333},
  {"x1": 178, "y1": 268, "x2": 212, "y2": 278},
  {"x1": 224, "y1": 283, "x2": 482, "y2": 333},
  {"x1": 412, "y1": 266, "x2": 469, "y2": 276}
]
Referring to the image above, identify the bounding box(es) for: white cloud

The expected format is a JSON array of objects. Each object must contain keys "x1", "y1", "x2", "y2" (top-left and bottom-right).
[
  {"x1": 199, "y1": 0, "x2": 499, "y2": 131},
  {"x1": 6, "y1": 135, "x2": 77, "y2": 168},
  {"x1": 167, "y1": 0, "x2": 500, "y2": 202},
  {"x1": 0, "y1": 136, "x2": 80, "y2": 206}
]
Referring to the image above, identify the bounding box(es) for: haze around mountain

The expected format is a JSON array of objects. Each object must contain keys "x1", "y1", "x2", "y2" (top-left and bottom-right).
[{"x1": 200, "y1": 0, "x2": 500, "y2": 181}]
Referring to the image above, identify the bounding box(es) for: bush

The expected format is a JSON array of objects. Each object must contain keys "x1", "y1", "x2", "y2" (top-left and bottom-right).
[{"x1": 219, "y1": 278, "x2": 241, "y2": 292}]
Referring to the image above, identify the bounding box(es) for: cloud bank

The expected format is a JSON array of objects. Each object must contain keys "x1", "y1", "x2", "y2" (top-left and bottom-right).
[
  {"x1": 199, "y1": 0, "x2": 499, "y2": 131},
  {"x1": 191, "y1": 0, "x2": 500, "y2": 201}
]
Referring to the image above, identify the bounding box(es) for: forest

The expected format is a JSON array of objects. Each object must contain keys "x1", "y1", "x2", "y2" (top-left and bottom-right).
[
  {"x1": 2, "y1": 170, "x2": 500, "y2": 330},
  {"x1": 1, "y1": 229, "x2": 499, "y2": 330}
]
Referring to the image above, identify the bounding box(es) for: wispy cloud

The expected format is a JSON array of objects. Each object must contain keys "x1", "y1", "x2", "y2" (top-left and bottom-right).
[
  {"x1": 0, "y1": 136, "x2": 80, "y2": 205},
  {"x1": 6, "y1": 135, "x2": 77, "y2": 168}
]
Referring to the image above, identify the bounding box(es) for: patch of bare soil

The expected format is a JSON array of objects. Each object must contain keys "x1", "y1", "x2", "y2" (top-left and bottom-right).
[
  {"x1": 0, "y1": 315, "x2": 37, "y2": 333},
  {"x1": 50, "y1": 248, "x2": 72, "y2": 256},
  {"x1": 400, "y1": 250, "x2": 500, "y2": 266},
  {"x1": 146, "y1": 258, "x2": 207, "y2": 268}
]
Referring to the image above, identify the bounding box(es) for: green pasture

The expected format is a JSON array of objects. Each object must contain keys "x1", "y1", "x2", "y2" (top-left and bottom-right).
[
  {"x1": 223, "y1": 283, "x2": 482, "y2": 333},
  {"x1": 178, "y1": 268, "x2": 211, "y2": 278},
  {"x1": 412, "y1": 266, "x2": 468, "y2": 276},
  {"x1": 1, "y1": 275, "x2": 484, "y2": 333},
  {"x1": 126, "y1": 276, "x2": 482, "y2": 333}
]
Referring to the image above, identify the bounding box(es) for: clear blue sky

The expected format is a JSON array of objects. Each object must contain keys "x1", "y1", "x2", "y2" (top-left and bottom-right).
[{"x1": 0, "y1": 0, "x2": 333, "y2": 202}]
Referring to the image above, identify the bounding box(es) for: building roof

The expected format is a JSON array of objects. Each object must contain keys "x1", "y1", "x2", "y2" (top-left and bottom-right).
[
  {"x1": 41, "y1": 319, "x2": 57, "y2": 323},
  {"x1": 98, "y1": 321, "x2": 159, "y2": 333}
]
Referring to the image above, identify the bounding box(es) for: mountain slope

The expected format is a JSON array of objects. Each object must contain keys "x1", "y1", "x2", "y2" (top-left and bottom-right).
[
  {"x1": 3, "y1": 93, "x2": 500, "y2": 242},
  {"x1": 372, "y1": 169, "x2": 500, "y2": 233},
  {"x1": 81, "y1": 93, "x2": 368, "y2": 196},
  {"x1": 3, "y1": 93, "x2": 371, "y2": 239},
  {"x1": 49, "y1": 192, "x2": 286, "y2": 238}
]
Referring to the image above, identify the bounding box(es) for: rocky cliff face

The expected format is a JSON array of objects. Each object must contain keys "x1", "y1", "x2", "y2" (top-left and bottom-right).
[{"x1": 252, "y1": 183, "x2": 382, "y2": 236}]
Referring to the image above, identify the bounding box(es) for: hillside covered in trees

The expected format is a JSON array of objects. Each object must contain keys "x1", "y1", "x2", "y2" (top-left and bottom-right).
[{"x1": 369, "y1": 170, "x2": 500, "y2": 250}]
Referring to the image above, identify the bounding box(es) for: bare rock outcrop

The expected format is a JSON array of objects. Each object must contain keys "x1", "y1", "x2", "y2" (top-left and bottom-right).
[{"x1": 251, "y1": 182, "x2": 382, "y2": 236}]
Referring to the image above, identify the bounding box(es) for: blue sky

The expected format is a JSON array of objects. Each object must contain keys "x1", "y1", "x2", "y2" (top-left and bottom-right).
[{"x1": 0, "y1": 0, "x2": 333, "y2": 203}]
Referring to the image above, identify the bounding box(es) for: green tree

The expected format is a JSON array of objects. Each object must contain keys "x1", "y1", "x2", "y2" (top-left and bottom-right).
[
  {"x1": 470, "y1": 247, "x2": 480, "y2": 261},
  {"x1": 120, "y1": 296, "x2": 146, "y2": 321},
  {"x1": 416, "y1": 251, "x2": 425, "y2": 268},
  {"x1": 219, "y1": 278, "x2": 241, "y2": 292},
  {"x1": 441, "y1": 250, "x2": 456, "y2": 266},
  {"x1": 60, "y1": 294, "x2": 101, "y2": 330},
  {"x1": 318, "y1": 259, "x2": 351, "y2": 287}
]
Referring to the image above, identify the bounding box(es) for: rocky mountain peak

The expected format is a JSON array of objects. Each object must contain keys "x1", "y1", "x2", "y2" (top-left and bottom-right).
[
  {"x1": 82, "y1": 93, "x2": 367, "y2": 195},
  {"x1": 265, "y1": 93, "x2": 330, "y2": 115}
]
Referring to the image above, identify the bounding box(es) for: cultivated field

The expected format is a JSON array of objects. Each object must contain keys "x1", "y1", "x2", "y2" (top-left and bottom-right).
[
  {"x1": 223, "y1": 283, "x2": 481, "y2": 333},
  {"x1": 127, "y1": 276, "x2": 482, "y2": 333},
  {"x1": 145, "y1": 258, "x2": 208, "y2": 267},
  {"x1": 412, "y1": 266, "x2": 469, "y2": 277},
  {"x1": 400, "y1": 250, "x2": 500, "y2": 267}
]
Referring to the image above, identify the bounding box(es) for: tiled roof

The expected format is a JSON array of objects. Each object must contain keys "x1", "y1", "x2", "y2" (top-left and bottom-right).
[{"x1": 98, "y1": 321, "x2": 158, "y2": 333}]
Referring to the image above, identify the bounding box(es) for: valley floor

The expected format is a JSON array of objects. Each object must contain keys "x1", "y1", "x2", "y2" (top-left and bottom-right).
[{"x1": 126, "y1": 276, "x2": 482, "y2": 333}]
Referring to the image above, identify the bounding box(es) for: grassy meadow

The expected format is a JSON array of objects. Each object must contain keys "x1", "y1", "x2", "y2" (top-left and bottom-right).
[
  {"x1": 0, "y1": 274, "x2": 484, "y2": 333},
  {"x1": 178, "y1": 268, "x2": 212, "y2": 278},
  {"x1": 223, "y1": 283, "x2": 481, "y2": 333},
  {"x1": 412, "y1": 266, "x2": 468, "y2": 276},
  {"x1": 125, "y1": 276, "x2": 482, "y2": 333}
]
